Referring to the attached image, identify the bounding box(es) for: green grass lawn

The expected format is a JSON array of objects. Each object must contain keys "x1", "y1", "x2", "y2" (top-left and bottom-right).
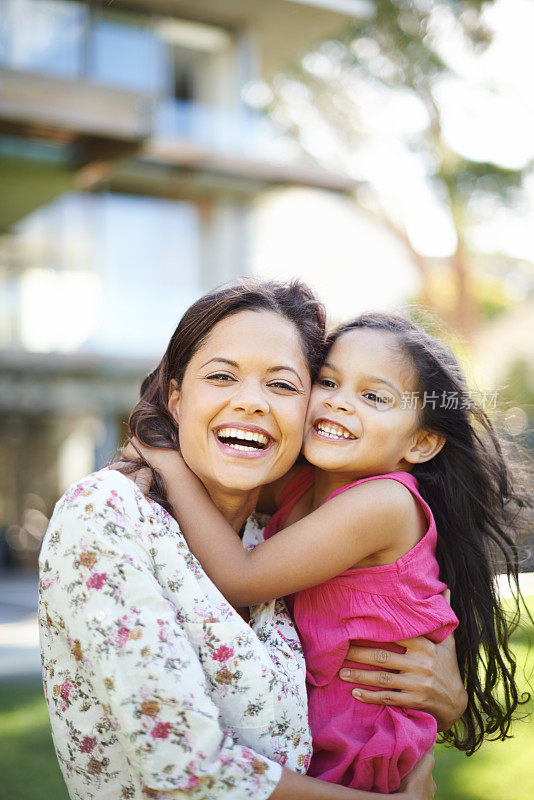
[{"x1": 1, "y1": 601, "x2": 532, "y2": 800}]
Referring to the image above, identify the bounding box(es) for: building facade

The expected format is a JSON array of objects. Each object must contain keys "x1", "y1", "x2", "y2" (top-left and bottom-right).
[{"x1": 0, "y1": 0, "x2": 360, "y2": 564}]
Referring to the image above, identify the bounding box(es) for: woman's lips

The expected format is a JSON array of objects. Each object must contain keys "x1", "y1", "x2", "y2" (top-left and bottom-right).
[{"x1": 212, "y1": 424, "x2": 275, "y2": 459}]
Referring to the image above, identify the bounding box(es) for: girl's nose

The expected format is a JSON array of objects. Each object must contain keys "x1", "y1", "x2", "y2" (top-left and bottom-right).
[
  {"x1": 324, "y1": 392, "x2": 355, "y2": 414},
  {"x1": 229, "y1": 383, "x2": 269, "y2": 415}
]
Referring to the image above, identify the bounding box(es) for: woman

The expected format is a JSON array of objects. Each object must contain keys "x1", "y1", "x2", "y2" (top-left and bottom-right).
[{"x1": 39, "y1": 280, "x2": 464, "y2": 800}]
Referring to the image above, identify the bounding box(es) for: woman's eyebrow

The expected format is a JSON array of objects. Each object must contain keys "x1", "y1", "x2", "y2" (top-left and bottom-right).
[
  {"x1": 200, "y1": 357, "x2": 239, "y2": 369},
  {"x1": 267, "y1": 365, "x2": 304, "y2": 386}
]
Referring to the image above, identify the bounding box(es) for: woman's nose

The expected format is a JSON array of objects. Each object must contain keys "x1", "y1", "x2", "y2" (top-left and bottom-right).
[{"x1": 229, "y1": 383, "x2": 269, "y2": 415}]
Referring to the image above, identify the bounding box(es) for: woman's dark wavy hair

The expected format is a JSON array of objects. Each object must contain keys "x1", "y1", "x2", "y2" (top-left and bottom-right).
[
  {"x1": 120, "y1": 278, "x2": 325, "y2": 514},
  {"x1": 327, "y1": 311, "x2": 531, "y2": 756}
]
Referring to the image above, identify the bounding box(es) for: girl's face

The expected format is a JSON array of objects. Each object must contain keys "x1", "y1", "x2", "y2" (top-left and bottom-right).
[
  {"x1": 169, "y1": 309, "x2": 311, "y2": 497},
  {"x1": 303, "y1": 328, "x2": 426, "y2": 480}
]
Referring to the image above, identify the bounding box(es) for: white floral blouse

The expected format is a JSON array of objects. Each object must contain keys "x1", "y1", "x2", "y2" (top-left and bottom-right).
[{"x1": 39, "y1": 469, "x2": 311, "y2": 800}]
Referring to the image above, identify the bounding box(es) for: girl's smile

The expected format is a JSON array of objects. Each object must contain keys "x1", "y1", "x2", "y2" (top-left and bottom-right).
[{"x1": 311, "y1": 418, "x2": 357, "y2": 442}]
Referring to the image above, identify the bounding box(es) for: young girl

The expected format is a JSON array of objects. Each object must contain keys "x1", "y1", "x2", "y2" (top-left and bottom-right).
[{"x1": 127, "y1": 312, "x2": 529, "y2": 794}]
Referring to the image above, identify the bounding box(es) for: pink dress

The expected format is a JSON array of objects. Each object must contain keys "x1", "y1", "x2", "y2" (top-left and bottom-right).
[{"x1": 263, "y1": 468, "x2": 458, "y2": 793}]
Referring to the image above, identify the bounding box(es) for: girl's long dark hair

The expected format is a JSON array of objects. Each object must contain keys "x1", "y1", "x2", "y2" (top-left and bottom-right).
[
  {"x1": 328, "y1": 312, "x2": 531, "y2": 755},
  {"x1": 120, "y1": 279, "x2": 325, "y2": 514}
]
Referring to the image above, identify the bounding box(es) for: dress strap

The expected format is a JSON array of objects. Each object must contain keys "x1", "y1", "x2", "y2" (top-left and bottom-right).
[
  {"x1": 264, "y1": 466, "x2": 315, "y2": 540},
  {"x1": 277, "y1": 465, "x2": 315, "y2": 509},
  {"x1": 324, "y1": 470, "x2": 418, "y2": 504}
]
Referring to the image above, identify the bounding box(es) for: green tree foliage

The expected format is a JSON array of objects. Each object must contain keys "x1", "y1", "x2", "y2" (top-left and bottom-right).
[{"x1": 269, "y1": 0, "x2": 528, "y2": 337}]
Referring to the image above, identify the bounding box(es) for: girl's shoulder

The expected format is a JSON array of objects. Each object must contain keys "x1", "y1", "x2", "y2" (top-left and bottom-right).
[
  {"x1": 325, "y1": 471, "x2": 423, "y2": 519},
  {"x1": 324, "y1": 472, "x2": 431, "y2": 565}
]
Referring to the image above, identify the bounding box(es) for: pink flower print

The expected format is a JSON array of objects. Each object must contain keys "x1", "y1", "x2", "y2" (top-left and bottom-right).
[
  {"x1": 69, "y1": 486, "x2": 84, "y2": 501},
  {"x1": 80, "y1": 735, "x2": 97, "y2": 754},
  {"x1": 151, "y1": 721, "x2": 172, "y2": 739},
  {"x1": 158, "y1": 626, "x2": 169, "y2": 642},
  {"x1": 212, "y1": 645, "x2": 234, "y2": 662},
  {"x1": 60, "y1": 680, "x2": 72, "y2": 700},
  {"x1": 115, "y1": 627, "x2": 130, "y2": 648},
  {"x1": 86, "y1": 572, "x2": 106, "y2": 590},
  {"x1": 185, "y1": 774, "x2": 200, "y2": 789}
]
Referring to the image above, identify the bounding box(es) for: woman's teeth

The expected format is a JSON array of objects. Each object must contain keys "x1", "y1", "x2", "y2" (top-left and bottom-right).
[
  {"x1": 315, "y1": 421, "x2": 354, "y2": 440},
  {"x1": 217, "y1": 427, "x2": 269, "y2": 451}
]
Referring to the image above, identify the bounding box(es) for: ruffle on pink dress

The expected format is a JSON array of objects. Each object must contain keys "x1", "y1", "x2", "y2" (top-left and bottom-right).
[{"x1": 264, "y1": 468, "x2": 458, "y2": 793}]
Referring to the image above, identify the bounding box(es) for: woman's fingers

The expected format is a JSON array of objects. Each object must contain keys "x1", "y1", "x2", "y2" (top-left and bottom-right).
[
  {"x1": 339, "y1": 666, "x2": 412, "y2": 691},
  {"x1": 345, "y1": 644, "x2": 413, "y2": 673},
  {"x1": 349, "y1": 687, "x2": 425, "y2": 707},
  {"x1": 342, "y1": 639, "x2": 437, "y2": 709}
]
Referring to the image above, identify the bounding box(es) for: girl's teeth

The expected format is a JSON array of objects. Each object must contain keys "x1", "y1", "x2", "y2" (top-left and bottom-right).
[{"x1": 317, "y1": 422, "x2": 352, "y2": 439}]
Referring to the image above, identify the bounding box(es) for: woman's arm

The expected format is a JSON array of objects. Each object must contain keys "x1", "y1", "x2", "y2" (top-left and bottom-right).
[
  {"x1": 127, "y1": 443, "x2": 415, "y2": 607},
  {"x1": 273, "y1": 751, "x2": 435, "y2": 800}
]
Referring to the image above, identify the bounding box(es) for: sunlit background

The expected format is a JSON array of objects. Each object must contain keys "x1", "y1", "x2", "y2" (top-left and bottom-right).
[{"x1": 0, "y1": 1, "x2": 532, "y2": 798}]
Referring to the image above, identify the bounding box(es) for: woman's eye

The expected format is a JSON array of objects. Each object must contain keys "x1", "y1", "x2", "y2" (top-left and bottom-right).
[
  {"x1": 207, "y1": 373, "x2": 235, "y2": 382},
  {"x1": 269, "y1": 381, "x2": 299, "y2": 393}
]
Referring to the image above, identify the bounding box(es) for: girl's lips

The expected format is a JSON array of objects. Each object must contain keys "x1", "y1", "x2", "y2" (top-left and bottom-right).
[
  {"x1": 212, "y1": 430, "x2": 275, "y2": 460},
  {"x1": 311, "y1": 419, "x2": 356, "y2": 443}
]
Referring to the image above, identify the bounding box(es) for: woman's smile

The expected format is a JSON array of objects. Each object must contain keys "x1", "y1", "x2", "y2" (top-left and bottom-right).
[{"x1": 213, "y1": 422, "x2": 275, "y2": 457}]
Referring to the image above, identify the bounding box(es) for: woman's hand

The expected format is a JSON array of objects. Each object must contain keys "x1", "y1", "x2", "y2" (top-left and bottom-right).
[
  {"x1": 398, "y1": 750, "x2": 436, "y2": 800},
  {"x1": 340, "y1": 634, "x2": 467, "y2": 732},
  {"x1": 269, "y1": 752, "x2": 435, "y2": 799}
]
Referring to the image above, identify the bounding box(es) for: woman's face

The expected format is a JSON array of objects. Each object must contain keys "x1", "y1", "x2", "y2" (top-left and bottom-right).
[{"x1": 169, "y1": 309, "x2": 311, "y2": 497}]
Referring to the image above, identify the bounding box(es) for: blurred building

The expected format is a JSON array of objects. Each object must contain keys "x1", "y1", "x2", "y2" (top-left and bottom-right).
[{"x1": 0, "y1": 0, "x2": 361, "y2": 565}]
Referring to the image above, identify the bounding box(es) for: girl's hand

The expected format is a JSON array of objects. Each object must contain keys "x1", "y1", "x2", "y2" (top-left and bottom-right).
[
  {"x1": 109, "y1": 461, "x2": 154, "y2": 494},
  {"x1": 398, "y1": 750, "x2": 436, "y2": 800},
  {"x1": 122, "y1": 437, "x2": 187, "y2": 472},
  {"x1": 341, "y1": 634, "x2": 467, "y2": 732},
  {"x1": 109, "y1": 439, "x2": 191, "y2": 497}
]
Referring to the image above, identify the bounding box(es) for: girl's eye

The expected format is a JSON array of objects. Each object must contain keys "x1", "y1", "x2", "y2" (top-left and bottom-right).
[
  {"x1": 317, "y1": 378, "x2": 337, "y2": 389},
  {"x1": 269, "y1": 381, "x2": 299, "y2": 393},
  {"x1": 363, "y1": 391, "x2": 393, "y2": 406}
]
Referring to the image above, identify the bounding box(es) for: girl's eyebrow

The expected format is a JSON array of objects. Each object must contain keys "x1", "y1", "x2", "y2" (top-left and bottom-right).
[
  {"x1": 200, "y1": 358, "x2": 303, "y2": 386},
  {"x1": 367, "y1": 374, "x2": 402, "y2": 397},
  {"x1": 322, "y1": 362, "x2": 401, "y2": 397}
]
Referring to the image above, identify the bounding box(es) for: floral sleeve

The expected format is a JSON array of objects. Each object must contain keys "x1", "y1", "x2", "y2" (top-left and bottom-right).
[{"x1": 39, "y1": 475, "x2": 283, "y2": 799}]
